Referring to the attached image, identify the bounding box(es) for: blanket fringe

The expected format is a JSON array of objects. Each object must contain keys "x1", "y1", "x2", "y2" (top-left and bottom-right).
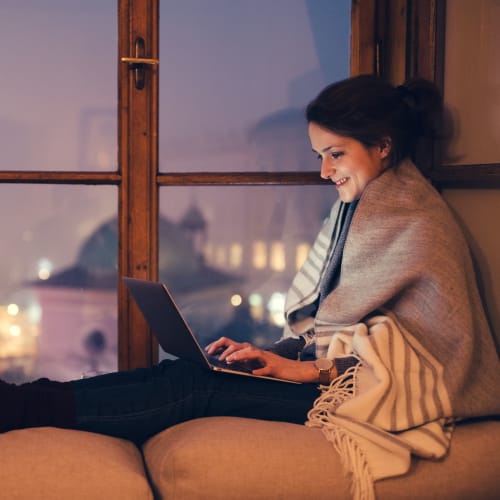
[
  {"x1": 309, "y1": 365, "x2": 359, "y2": 414},
  {"x1": 306, "y1": 364, "x2": 375, "y2": 500}
]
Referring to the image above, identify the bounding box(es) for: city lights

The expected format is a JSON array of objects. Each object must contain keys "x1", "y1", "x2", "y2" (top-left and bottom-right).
[
  {"x1": 270, "y1": 242, "x2": 285, "y2": 272},
  {"x1": 248, "y1": 293, "x2": 264, "y2": 321},
  {"x1": 248, "y1": 293, "x2": 262, "y2": 307},
  {"x1": 9, "y1": 325, "x2": 21, "y2": 337},
  {"x1": 230, "y1": 294, "x2": 243, "y2": 307},
  {"x1": 296, "y1": 243, "x2": 311, "y2": 271},
  {"x1": 267, "y1": 292, "x2": 286, "y2": 327},
  {"x1": 37, "y1": 258, "x2": 53, "y2": 281},
  {"x1": 252, "y1": 241, "x2": 267, "y2": 269},
  {"x1": 7, "y1": 303, "x2": 19, "y2": 316},
  {"x1": 229, "y1": 243, "x2": 243, "y2": 268}
]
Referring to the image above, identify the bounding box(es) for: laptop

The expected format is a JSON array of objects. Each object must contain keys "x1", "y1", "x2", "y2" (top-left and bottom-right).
[{"x1": 123, "y1": 277, "x2": 300, "y2": 384}]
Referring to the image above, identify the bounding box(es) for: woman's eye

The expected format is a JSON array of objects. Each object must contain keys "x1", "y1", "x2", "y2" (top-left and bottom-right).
[{"x1": 315, "y1": 152, "x2": 343, "y2": 161}]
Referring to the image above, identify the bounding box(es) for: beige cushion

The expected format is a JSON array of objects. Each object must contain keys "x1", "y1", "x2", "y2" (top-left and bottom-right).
[
  {"x1": 0, "y1": 427, "x2": 153, "y2": 500},
  {"x1": 143, "y1": 416, "x2": 350, "y2": 499},
  {"x1": 143, "y1": 417, "x2": 500, "y2": 500},
  {"x1": 376, "y1": 418, "x2": 500, "y2": 499}
]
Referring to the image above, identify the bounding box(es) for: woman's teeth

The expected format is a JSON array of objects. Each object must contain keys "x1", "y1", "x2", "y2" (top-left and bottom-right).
[{"x1": 334, "y1": 177, "x2": 348, "y2": 186}]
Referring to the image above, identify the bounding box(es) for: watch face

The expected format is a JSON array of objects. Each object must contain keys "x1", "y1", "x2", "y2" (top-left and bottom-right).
[{"x1": 315, "y1": 358, "x2": 333, "y2": 370}]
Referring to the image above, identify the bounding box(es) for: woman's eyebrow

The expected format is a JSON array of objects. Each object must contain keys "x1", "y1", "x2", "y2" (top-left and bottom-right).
[{"x1": 312, "y1": 145, "x2": 336, "y2": 154}]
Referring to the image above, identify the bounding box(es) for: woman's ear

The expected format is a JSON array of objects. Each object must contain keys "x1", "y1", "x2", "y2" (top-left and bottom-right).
[{"x1": 379, "y1": 137, "x2": 392, "y2": 159}]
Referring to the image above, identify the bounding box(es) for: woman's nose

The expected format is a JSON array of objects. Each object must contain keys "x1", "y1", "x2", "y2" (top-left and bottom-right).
[{"x1": 320, "y1": 158, "x2": 333, "y2": 180}]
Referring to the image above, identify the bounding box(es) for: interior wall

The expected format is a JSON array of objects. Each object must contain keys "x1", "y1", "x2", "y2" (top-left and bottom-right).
[
  {"x1": 443, "y1": 190, "x2": 500, "y2": 347},
  {"x1": 441, "y1": 0, "x2": 500, "y2": 346}
]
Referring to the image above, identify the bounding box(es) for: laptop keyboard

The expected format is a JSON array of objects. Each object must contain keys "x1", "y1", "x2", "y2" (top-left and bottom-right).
[{"x1": 206, "y1": 354, "x2": 254, "y2": 374}]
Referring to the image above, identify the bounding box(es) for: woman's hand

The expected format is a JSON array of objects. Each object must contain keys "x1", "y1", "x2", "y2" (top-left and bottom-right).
[{"x1": 205, "y1": 336, "x2": 321, "y2": 383}]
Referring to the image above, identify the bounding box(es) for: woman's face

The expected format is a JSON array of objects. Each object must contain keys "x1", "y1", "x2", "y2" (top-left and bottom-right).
[{"x1": 308, "y1": 122, "x2": 390, "y2": 202}]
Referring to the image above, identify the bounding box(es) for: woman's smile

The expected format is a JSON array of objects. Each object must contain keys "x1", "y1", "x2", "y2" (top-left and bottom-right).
[
  {"x1": 333, "y1": 176, "x2": 349, "y2": 187},
  {"x1": 308, "y1": 122, "x2": 390, "y2": 202}
]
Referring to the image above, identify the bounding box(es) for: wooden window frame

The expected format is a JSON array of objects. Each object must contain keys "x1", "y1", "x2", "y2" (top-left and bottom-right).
[
  {"x1": 127, "y1": 0, "x2": 376, "y2": 368},
  {"x1": 0, "y1": 0, "x2": 161, "y2": 372},
  {"x1": 0, "y1": 0, "x2": 383, "y2": 372},
  {"x1": 407, "y1": 0, "x2": 500, "y2": 188},
  {"x1": 117, "y1": 0, "x2": 159, "y2": 370},
  {"x1": 368, "y1": 0, "x2": 500, "y2": 188}
]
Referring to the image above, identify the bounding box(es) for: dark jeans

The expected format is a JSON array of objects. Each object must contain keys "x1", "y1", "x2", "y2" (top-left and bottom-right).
[{"x1": 71, "y1": 359, "x2": 320, "y2": 445}]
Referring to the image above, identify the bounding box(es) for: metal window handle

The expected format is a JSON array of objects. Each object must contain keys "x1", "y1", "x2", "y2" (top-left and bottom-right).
[
  {"x1": 120, "y1": 37, "x2": 158, "y2": 90},
  {"x1": 121, "y1": 57, "x2": 159, "y2": 65}
]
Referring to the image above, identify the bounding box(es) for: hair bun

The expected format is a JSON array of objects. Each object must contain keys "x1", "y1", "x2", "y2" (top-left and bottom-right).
[{"x1": 397, "y1": 78, "x2": 443, "y2": 138}]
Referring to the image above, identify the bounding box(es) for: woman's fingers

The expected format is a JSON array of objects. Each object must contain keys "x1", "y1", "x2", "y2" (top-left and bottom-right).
[
  {"x1": 205, "y1": 337, "x2": 252, "y2": 360},
  {"x1": 205, "y1": 338, "x2": 310, "y2": 382},
  {"x1": 205, "y1": 336, "x2": 232, "y2": 354},
  {"x1": 217, "y1": 343, "x2": 246, "y2": 361},
  {"x1": 226, "y1": 346, "x2": 265, "y2": 364}
]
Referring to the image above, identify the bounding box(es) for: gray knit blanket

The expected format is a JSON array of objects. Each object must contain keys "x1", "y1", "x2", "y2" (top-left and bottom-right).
[{"x1": 283, "y1": 160, "x2": 500, "y2": 499}]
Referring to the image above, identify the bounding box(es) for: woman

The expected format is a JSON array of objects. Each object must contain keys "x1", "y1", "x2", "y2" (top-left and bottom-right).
[{"x1": 2, "y1": 75, "x2": 499, "y2": 498}]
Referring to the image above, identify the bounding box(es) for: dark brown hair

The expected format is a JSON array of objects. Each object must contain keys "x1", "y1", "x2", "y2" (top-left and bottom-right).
[{"x1": 305, "y1": 74, "x2": 443, "y2": 166}]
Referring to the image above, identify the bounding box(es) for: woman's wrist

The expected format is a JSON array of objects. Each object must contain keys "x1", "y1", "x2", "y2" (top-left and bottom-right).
[{"x1": 301, "y1": 360, "x2": 338, "y2": 384}]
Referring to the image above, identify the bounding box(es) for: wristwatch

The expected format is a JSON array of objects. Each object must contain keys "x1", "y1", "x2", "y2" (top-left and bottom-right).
[{"x1": 314, "y1": 358, "x2": 334, "y2": 385}]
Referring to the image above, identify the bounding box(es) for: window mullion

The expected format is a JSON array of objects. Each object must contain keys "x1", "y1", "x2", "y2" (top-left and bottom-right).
[{"x1": 118, "y1": 0, "x2": 159, "y2": 371}]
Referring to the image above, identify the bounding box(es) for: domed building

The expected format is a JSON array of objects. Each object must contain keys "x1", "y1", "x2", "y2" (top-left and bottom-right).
[
  {"x1": 29, "y1": 211, "x2": 240, "y2": 381},
  {"x1": 39, "y1": 212, "x2": 235, "y2": 292}
]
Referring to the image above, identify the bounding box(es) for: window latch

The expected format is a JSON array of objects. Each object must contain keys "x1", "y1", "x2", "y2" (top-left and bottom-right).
[{"x1": 120, "y1": 37, "x2": 158, "y2": 90}]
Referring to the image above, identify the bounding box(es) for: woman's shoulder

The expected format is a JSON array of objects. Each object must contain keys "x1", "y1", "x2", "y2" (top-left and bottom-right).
[
  {"x1": 354, "y1": 160, "x2": 468, "y2": 250},
  {"x1": 361, "y1": 160, "x2": 449, "y2": 219}
]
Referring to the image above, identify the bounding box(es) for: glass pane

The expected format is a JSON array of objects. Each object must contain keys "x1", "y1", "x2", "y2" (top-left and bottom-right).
[
  {"x1": 159, "y1": 0, "x2": 351, "y2": 172},
  {"x1": 159, "y1": 185, "x2": 337, "y2": 357},
  {"x1": 0, "y1": 185, "x2": 117, "y2": 382},
  {"x1": 444, "y1": 0, "x2": 500, "y2": 165},
  {"x1": 0, "y1": 1, "x2": 117, "y2": 171}
]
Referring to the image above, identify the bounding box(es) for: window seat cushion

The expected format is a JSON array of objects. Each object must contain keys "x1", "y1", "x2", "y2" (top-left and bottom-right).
[
  {"x1": 0, "y1": 426, "x2": 153, "y2": 500},
  {"x1": 143, "y1": 416, "x2": 500, "y2": 500}
]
